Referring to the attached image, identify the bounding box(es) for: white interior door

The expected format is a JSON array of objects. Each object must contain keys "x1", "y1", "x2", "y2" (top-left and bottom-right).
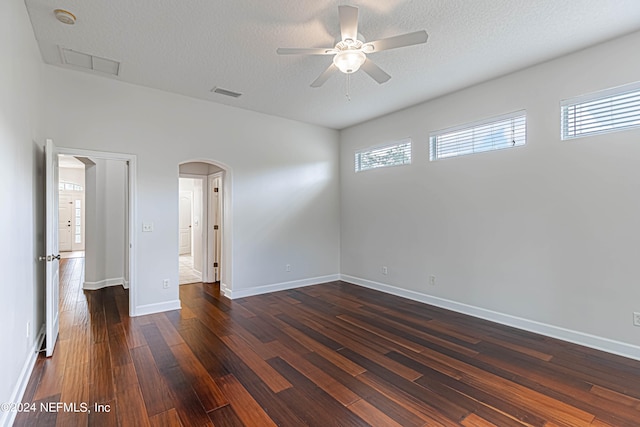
[
  {"x1": 44, "y1": 139, "x2": 60, "y2": 357},
  {"x1": 179, "y1": 191, "x2": 192, "y2": 255},
  {"x1": 58, "y1": 193, "x2": 72, "y2": 251}
]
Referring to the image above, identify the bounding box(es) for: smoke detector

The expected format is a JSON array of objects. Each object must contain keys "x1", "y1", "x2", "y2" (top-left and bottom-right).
[{"x1": 54, "y1": 9, "x2": 76, "y2": 25}]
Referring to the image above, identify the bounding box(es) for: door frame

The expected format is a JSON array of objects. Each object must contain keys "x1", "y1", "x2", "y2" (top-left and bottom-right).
[
  {"x1": 178, "y1": 160, "x2": 232, "y2": 294},
  {"x1": 179, "y1": 174, "x2": 206, "y2": 281},
  {"x1": 178, "y1": 172, "x2": 224, "y2": 284},
  {"x1": 57, "y1": 146, "x2": 138, "y2": 316}
]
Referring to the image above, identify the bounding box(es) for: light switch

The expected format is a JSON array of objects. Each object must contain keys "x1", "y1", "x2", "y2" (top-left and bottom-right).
[{"x1": 142, "y1": 222, "x2": 154, "y2": 232}]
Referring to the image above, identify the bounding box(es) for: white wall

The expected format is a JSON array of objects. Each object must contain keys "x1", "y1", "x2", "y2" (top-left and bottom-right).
[
  {"x1": 105, "y1": 160, "x2": 126, "y2": 284},
  {"x1": 0, "y1": 0, "x2": 43, "y2": 424},
  {"x1": 84, "y1": 162, "x2": 98, "y2": 282},
  {"x1": 59, "y1": 166, "x2": 85, "y2": 187},
  {"x1": 84, "y1": 159, "x2": 127, "y2": 288},
  {"x1": 340, "y1": 30, "x2": 640, "y2": 355},
  {"x1": 41, "y1": 64, "x2": 341, "y2": 309}
]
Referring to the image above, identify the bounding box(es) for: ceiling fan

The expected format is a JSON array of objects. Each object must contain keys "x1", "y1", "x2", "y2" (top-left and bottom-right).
[{"x1": 277, "y1": 5, "x2": 428, "y2": 88}]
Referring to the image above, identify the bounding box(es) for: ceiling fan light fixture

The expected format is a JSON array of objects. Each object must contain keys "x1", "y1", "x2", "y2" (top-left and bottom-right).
[
  {"x1": 333, "y1": 50, "x2": 366, "y2": 74},
  {"x1": 276, "y1": 5, "x2": 428, "y2": 87}
]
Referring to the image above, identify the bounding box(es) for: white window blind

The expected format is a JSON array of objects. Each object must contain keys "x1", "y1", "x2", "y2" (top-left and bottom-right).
[
  {"x1": 430, "y1": 111, "x2": 526, "y2": 161},
  {"x1": 355, "y1": 139, "x2": 411, "y2": 172},
  {"x1": 561, "y1": 81, "x2": 640, "y2": 140}
]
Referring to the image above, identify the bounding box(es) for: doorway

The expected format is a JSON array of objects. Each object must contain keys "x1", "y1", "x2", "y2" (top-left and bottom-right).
[
  {"x1": 56, "y1": 147, "x2": 136, "y2": 312},
  {"x1": 58, "y1": 155, "x2": 85, "y2": 257},
  {"x1": 178, "y1": 178, "x2": 200, "y2": 284},
  {"x1": 178, "y1": 162, "x2": 226, "y2": 288},
  {"x1": 45, "y1": 143, "x2": 136, "y2": 357}
]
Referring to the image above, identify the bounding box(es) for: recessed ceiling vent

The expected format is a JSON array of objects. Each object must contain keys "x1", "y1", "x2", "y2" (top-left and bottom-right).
[
  {"x1": 60, "y1": 47, "x2": 120, "y2": 76},
  {"x1": 211, "y1": 87, "x2": 242, "y2": 98}
]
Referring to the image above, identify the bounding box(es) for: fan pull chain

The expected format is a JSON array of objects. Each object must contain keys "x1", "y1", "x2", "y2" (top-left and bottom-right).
[{"x1": 345, "y1": 74, "x2": 351, "y2": 101}]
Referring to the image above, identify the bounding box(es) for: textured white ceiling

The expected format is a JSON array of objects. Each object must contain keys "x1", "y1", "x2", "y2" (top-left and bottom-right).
[{"x1": 24, "y1": 0, "x2": 640, "y2": 129}]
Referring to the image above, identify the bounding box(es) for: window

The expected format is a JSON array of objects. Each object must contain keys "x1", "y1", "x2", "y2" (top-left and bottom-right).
[
  {"x1": 74, "y1": 200, "x2": 82, "y2": 244},
  {"x1": 58, "y1": 181, "x2": 83, "y2": 192},
  {"x1": 355, "y1": 139, "x2": 411, "y2": 172},
  {"x1": 561, "y1": 81, "x2": 640, "y2": 140},
  {"x1": 430, "y1": 111, "x2": 526, "y2": 160}
]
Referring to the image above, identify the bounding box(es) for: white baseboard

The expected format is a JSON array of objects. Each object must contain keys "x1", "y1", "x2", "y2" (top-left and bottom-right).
[
  {"x1": 133, "y1": 299, "x2": 181, "y2": 317},
  {"x1": 341, "y1": 274, "x2": 640, "y2": 362},
  {"x1": 83, "y1": 277, "x2": 125, "y2": 290},
  {"x1": 220, "y1": 282, "x2": 231, "y2": 298},
  {"x1": 225, "y1": 274, "x2": 341, "y2": 299},
  {"x1": 1, "y1": 325, "x2": 46, "y2": 427}
]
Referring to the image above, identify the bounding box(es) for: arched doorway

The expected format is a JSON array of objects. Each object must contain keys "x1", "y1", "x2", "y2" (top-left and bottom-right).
[{"x1": 178, "y1": 160, "x2": 231, "y2": 294}]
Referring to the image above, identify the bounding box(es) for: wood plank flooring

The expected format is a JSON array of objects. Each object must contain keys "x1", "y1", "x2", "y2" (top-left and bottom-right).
[{"x1": 15, "y1": 258, "x2": 640, "y2": 426}]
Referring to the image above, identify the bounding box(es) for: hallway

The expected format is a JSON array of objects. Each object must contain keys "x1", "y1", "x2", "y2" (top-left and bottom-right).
[{"x1": 179, "y1": 254, "x2": 201, "y2": 285}]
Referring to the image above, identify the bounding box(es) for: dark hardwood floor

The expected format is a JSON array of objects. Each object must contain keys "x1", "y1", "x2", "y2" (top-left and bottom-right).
[{"x1": 15, "y1": 258, "x2": 640, "y2": 426}]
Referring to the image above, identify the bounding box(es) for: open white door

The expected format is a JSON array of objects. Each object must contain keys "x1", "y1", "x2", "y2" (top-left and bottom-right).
[
  {"x1": 43, "y1": 139, "x2": 60, "y2": 357},
  {"x1": 179, "y1": 191, "x2": 193, "y2": 255}
]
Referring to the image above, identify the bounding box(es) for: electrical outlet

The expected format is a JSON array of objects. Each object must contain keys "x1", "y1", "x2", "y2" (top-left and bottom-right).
[
  {"x1": 633, "y1": 312, "x2": 640, "y2": 327},
  {"x1": 286, "y1": 264, "x2": 291, "y2": 272},
  {"x1": 163, "y1": 279, "x2": 170, "y2": 289},
  {"x1": 429, "y1": 275, "x2": 436, "y2": 286},
  {"x1": 142, "y1": 222, "x2": 154, "y2": 232},
  {"x1": 382, "y1": 266, "x2": 388, "y2": 275}
]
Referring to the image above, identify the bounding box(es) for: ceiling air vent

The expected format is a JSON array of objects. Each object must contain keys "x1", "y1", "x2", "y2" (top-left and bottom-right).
[
  {"x1": 211, "y1": 87, "x2": 242, "y2": 98},
  {"x1": 60, "y1": 47, "x2": 120, "y2": 76}
]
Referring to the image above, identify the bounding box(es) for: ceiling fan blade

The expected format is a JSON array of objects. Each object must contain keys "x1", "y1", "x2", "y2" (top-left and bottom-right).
[
  {"x1": 364, "y1": 30, "x2": 428, "y2": 52},
  {"x1": 339, "y1": 5, "x2": 359, "y2": 42},
  {"x1": 310, "y1": 64, "x2": 337, "y2": 88},
  {"x1": 361, "y1": 59, "x2": 391, "y2": 84},
  {"x1": 276, "y1": 47, "x2": 335, "y2": 55}
]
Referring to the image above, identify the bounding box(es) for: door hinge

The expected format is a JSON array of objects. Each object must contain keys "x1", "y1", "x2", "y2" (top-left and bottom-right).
[
  {"x1": 213, "y1": 225, "x2": 219, "y2": 230},
  {"x1": 214, "y1": 187, "x2": 219, "y2": 192},
  {"x1": 213, "y1": 262, "x2": 219, "y2": 267}
]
